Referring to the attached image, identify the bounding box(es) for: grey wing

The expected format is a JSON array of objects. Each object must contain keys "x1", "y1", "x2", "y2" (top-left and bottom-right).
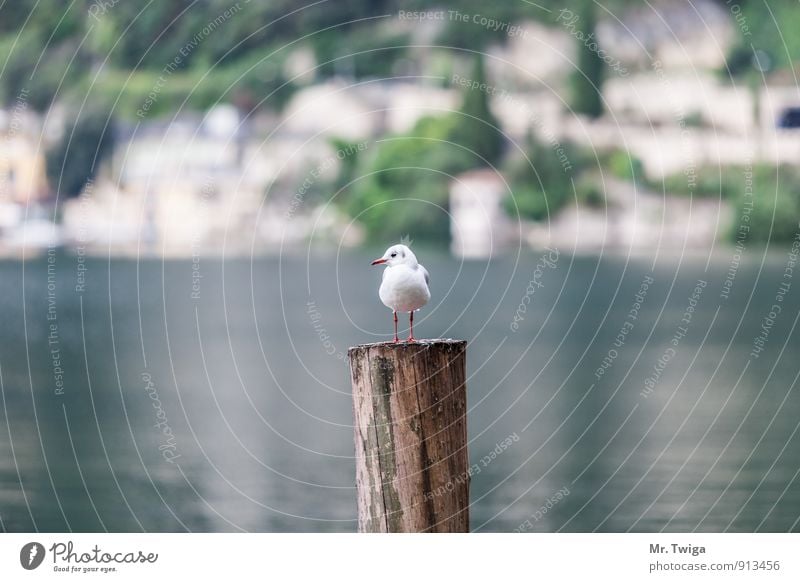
[{"x1": 420, "y1": 265, "x2": 430, "y2": 287}]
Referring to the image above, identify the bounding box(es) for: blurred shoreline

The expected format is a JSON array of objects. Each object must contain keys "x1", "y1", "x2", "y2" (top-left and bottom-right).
[{"x1": 4, "y1": 239, "x2": 795, "y2": 264}]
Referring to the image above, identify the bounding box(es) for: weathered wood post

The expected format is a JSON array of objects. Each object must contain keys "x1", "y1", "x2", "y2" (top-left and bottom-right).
[{"x1": 348, "y1": 339, "x2": 469, "y2": 532}]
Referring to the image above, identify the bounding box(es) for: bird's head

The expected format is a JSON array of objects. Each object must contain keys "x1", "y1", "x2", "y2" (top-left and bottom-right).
[{"x1": 371, "y1": 244, "x2": 417, "y2": 268}]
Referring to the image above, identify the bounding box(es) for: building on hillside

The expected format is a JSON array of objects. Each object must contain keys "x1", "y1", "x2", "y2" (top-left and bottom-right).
[
  {"x1": 525, "y1": 178, "x2": 729, "y2": 253},
  {"x1": 0, "y1": 107, "x2": 49, "y2": 206},
  {"x1": 61, "y1": 104, "x2": 360, "y2": 255},
  {"x1": 449, "y1": 169, "x2": 516, "y2": 259}
]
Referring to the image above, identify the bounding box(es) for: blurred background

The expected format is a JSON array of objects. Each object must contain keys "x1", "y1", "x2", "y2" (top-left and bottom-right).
[{"x1": 1, "y1": 0, "x2": 799, "y2": 532}]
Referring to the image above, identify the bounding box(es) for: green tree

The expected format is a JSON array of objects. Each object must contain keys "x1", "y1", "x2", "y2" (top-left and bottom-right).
[
  {"x1": 448, "y1": 55, "x2": 504, "y2": 166},
  {"x1": 345, "y1": 115, "x2": 474, "y2": 245},
  {"x1": 725, "y1": 0, "x2": 800, "y2": 78},
  {"x1": 734, "y1": 165, "x2": 800, "y2": 244},
  {"x1": 504, "y1": 131, "x2": 580, "y2": 221},
  {"x1": 570, "y1": 1, "x2": 605, "y2": 118},
  {"x1": 46, "y1": 105, "x2": 115, "y2": 199}
]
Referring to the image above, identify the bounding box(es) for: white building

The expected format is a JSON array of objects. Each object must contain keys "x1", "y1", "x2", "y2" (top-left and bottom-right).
[
  {"x1": 449, "y1": 169, "x2": 515, "y2": 259},
  {"x1": 525, "y1": 178, "x2": 730, "y2": 253}
]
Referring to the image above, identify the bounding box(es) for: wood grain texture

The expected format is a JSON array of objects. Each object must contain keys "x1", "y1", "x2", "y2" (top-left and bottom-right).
[{"x1": 348, "y1": 339, "x2": 469, "y2": 533}]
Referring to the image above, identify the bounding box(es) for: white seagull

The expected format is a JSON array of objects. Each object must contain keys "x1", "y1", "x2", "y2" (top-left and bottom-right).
[{"x1": 371, "y1": 244, "x2": 430, "y2": 342}]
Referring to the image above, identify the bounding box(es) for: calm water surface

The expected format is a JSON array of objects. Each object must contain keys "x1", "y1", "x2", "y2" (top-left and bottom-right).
[{"x1": 1, "y1": 250, "x2": 798, "y2": 532}]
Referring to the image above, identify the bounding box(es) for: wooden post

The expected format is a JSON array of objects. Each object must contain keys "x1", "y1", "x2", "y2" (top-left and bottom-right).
[{"x1": 348, "y1": 339, "x2": 469, "y2": 532}]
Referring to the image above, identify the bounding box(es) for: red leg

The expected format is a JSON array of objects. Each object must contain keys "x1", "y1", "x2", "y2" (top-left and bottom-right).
[
  {"x1": 393, "y1": 311, "x2": 399, "y2": 343},
  {"x1": 408, "y1": 311, "x2": 415, "y2": 342}
]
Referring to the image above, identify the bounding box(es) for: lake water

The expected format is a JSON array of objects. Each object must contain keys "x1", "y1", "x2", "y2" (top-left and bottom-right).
[{"x1": 1, "y1": 249, "x2": 799, "y2": 532}]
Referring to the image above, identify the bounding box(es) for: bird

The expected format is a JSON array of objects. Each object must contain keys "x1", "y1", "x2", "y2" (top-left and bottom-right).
[{"x1": 371, "y1": 244, "x2": 430, "y2": 343}]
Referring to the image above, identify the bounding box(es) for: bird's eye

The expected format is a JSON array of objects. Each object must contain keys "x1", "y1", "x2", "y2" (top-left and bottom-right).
[{"x1": 390, "y1": 252, "x2": 397, "y2": 258}]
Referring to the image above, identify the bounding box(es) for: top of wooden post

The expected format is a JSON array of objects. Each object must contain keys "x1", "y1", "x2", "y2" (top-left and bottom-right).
[{"x1": 348, "y1": 338, "x2": 466, "y2": 354}]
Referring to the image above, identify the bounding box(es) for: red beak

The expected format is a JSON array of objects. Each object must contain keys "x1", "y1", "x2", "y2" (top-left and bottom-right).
[{"x1": 371, "y1": 258, "x2": 387, "y2": 265}]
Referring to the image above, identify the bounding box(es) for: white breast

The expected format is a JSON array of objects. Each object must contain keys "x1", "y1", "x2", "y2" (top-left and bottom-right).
[{"x1": 379, "y1": 264, "x2": 430, "y2": 312}]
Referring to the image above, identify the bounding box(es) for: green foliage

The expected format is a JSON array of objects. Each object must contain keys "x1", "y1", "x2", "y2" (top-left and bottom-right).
[
  {"x1": 656, "y1": 167, "x2": 742, "y2": 199},
  {"x1": 3, "y1": 0, "x2": 799, "y2": 117},
  {"x1": 79, "y1": 53, "x2": 292, "y2": 120},
  {"x1": 0, "y1": 30, "x2": 90, "y2": 110},
  {"x1": 433, "y1": 0, "x2": 538, "y2": 49},
  {"x1": 733, "y1": 165, "x2": 800, "y2": 244},
  {"x1": 683, "y1": 111, "x2": 705, "y2": 128},
  {"x1": 339, "y1": 57, "x2": 508, "y2": 244},
  {"x1": 430, "y1": 0, "x2": 633, "y2": 50},
  {"x1": 570, "y1": 0, "x2": 605, "y2": 118},
  {"x1": 0, "y1": 0, "x2": 424, "y2": 114},
  {"x1": 0, "y1": 0, "x2": 331, "y2": 113},
  {"x1": 607, "y1": 150, "x2": 644, "y2": 183},
  {"x1": 313, "y1": 31, "x2": 410, "y2": 78},
  {"x1": 343, "y1": 115, "x2": 475, "y2": 245},
  {"x1": 190, "y1": 52, "x2": 294, "y2": 112},
  {"x1": 330, "y1": 138, "x2": 362, "y2": 192},
  {"x1": 0, "y1": 0, "x2": 83, "y2": 39},
  {"x1": 725, "y1": 0, "x2": 800, "y2": 77},
  {"x1": 505, "y1": 182, "x2": 565, "y2": 221},
  {"x1": 448, "y1": 55, "x2": 504, "y2": 166},
  {"x1": 741, "y1": 191, "x2": 800, "y2": 244},
  {"x1": 504, "y1": 132, "x2": 587, "y2": 221},
  {"x1": 94, "y1": 0, "x2": 196, "y2": 70},
  {"x1": 724, "y1": 45, "x2": 756, "y2": 77},
  {"x1": 46, "y1": 104, "x2": 115, "y2": 199},
  {"x1": 576, "y1": 175, "x2": 605, "y2": 209},
  {"x1": 658, "y1": 164, "x2": 800, "y2": 244}
]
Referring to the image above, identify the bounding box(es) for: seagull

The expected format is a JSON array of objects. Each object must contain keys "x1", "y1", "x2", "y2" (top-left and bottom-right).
[{"x1": 371, "y1": 244, "x2": 430, "y2": 342}]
